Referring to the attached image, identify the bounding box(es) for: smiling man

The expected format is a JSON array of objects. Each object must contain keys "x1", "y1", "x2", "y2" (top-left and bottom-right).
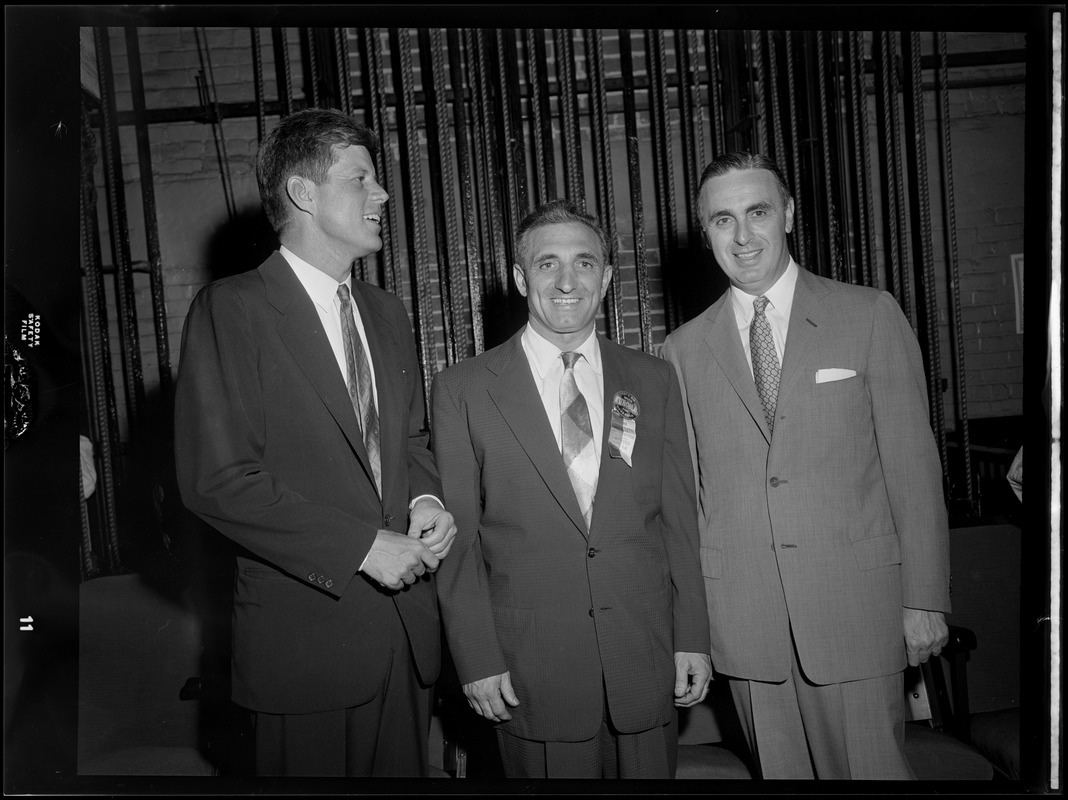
[
  {"x1": 431, "y1": 199, "x2": 711, "y2": 779},
  {"x1": 174, "y1": 108, "x2": 456, "y2": 777},
  {"x1": 662, "y1": 152, "x2": 951, "y2": 780}
]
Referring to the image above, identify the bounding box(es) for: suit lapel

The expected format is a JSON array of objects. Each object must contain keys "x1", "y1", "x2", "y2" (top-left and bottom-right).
[
  {"x1": 263, "y1": 254, "x2": 376, "y2": 493},
  {"x1": 777, "y1": 267, "x2": 829, "y2": 412},
  {"x1": 487, "y1": 332, "x2": 589, "y2": 537},
  {"x1": 703, "y1": 294, "x2": 772, "y2": 443}
]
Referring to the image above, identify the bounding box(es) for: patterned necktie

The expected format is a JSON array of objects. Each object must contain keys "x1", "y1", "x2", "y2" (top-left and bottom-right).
[
  {"x1": 750, "y1": 295, "x2": 781, "y2": 435},
  {"x1": 337, "y1": 283, "x2": 382, "y2": 496},
  {"x1": 560, "y1": 351, "x2": 598, "y2": 530}
]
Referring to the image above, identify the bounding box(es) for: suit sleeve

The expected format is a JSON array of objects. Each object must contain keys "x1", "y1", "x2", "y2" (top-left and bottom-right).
[
  {"x1": 868, "y1": 291, "x2": 951, "y2": 612},
  {"x1": 660, "y1": 363, "x2": 711, "y2": 654},
  {"x1": 430, "y1": 370, "x2": 508, "y2": 684},
  {"x1": 174, "y1": 283, "x2": 376, "y2": 597}
]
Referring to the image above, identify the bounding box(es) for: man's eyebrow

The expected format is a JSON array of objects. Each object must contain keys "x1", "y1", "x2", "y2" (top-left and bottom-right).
[{"x1": 707, "y1": 200, "x2": 774, "y2": 219}]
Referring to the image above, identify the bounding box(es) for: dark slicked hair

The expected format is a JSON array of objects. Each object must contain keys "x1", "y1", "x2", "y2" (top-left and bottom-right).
[
  {"x1": 256, "y1": 108, "x2": 380, "y2": 235},
  {"x1": 514, "y1": 199, "x2": 610, "y2": 269},
  {"x1": 695, "y1": 151, "x2": 793, "y2": 217}
]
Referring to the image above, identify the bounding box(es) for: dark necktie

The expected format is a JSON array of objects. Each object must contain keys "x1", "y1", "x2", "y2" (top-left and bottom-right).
[
  {"x1": 337, "y1": 283, "x2": 382, "y2": 495},
  {"x1": 750, "y1": 295, "x2": 781, "y2": 435},
  {"x1": 560, "y1": 351, "x2": 598, "y2": 530}
]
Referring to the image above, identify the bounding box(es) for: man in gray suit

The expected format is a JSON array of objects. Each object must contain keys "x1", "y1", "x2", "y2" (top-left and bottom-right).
[{"x1": 662, "y1": 152, "x2": 951, "y2": 780}]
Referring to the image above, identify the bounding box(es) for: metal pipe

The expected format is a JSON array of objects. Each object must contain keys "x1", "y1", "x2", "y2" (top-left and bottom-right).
[
  {"x1": 619, "y1": 30, "x2": 653, "y2": 353},
  {"x1": 124, "y1": 27, "x2": 173, "y2": 396},
  {"x1": 252, "y1": 28, "x2": 265, "y2": 142},
  {"x1": 902, "y1": 31, "x2": 949, "y2": 484},
  {"x1": 448, "y1": 29, "x2": 485, "y2": 355},
  {"x1": 936, "y1": 31, "x2": 976, "y2": 513},
  {"x1": 555, "y1": 29, "x2": 585, "y2": 205},
  {"x1": 335, "y1": 27, "x2": 352, "y2": 116},
  {"x1": 585, "y1": 29, "x2": 624, "y2": 344},
  {"x1": 390, "y1": 28, "x2": 436, "y2": 404},
  {"x1": 273, "y1": 27, "x2": 294, "y2": 118},
  {"x1": 647, "y1": 28, "x2": 680, "y2": 333}
]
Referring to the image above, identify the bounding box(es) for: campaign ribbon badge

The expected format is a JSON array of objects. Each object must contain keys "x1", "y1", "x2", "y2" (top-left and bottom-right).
[{"x1": 608, "y1": 391, "x2": 639, "y2": 466}]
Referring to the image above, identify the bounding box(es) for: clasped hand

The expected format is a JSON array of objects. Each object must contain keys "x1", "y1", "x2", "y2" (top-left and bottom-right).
[{"x1": 361, "y1": 499, "x2": 457, "y2": 590}]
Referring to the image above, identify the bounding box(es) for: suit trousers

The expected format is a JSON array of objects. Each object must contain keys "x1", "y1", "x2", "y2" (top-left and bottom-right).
[
  {"x1": 252, "y1": 607, "x2": 432, "y2": 777},
  {"x1": 495, "y1": 696, "x2": 677, "y2": 779},
  {"x1": 727, "y1": 629, "x2": 913, "y2": 780}
]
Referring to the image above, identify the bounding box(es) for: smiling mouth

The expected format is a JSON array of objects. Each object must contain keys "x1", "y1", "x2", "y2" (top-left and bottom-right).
[
  {"x1": 363, "y1": 213, "x2": 381, "y2": 224},
  {"x1": 551, "y1": 298, "x2": 583, "y2": 305},
  {"x1": 734, "y1": 249, "x2": 762, "y2": 262}
]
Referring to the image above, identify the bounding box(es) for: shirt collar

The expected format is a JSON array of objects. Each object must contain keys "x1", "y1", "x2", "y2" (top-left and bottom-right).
[
  {"x1": 521, "y1": 324, "x2": 602, "y2": 383},
  {"x1": 730, "y1": 258, "x2": 799, "y2": 323},
  {"x1": 280, "y1": 245, "x2": 350, "y2": 313}
]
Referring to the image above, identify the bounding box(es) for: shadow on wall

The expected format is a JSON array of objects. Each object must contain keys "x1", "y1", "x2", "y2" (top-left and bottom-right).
[{"x1": 205, "y1": 205, "x2": 280, "y2": 282}]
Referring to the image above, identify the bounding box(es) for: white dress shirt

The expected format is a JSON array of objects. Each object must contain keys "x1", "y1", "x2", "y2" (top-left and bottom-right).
[
  {"x1": 730, "y1": 258, "x2": 800, "y2": 375},
  {"x1": 521, "y1": 324, "x2": 605, "y2": 466},
  {"x1": 280, "y1": 245, "x2": 380, "y2": 411},
  {"x1": 280, "y1": 247, "x2": 441, "y2": 555}
]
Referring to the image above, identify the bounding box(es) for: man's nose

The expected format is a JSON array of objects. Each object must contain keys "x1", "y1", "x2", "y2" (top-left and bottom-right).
[
  {"x1": 734, "y1": 219, "x2": 751, "y2": 245},
  {"x1": 556, "y1": 264, "x2": 577, "y2": 291}
]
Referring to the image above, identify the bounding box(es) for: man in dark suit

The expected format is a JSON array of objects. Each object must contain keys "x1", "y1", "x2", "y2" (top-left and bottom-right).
[
  {"x1": 662, "y1": 152, "x2": 951, "y2": 779},
  {"x1": 174, "y1": 108, "x2": 456, "y2": 777},
  {"x1": 431, "y1": 199, "x2": 711, "y2": 778}
]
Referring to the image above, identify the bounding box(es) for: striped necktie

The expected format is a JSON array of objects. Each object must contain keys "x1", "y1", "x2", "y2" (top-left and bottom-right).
[
  {"x1": 337, "y1": 283, "x2": 382, "y2": 496},
  {"x1": 560, "y1": 351, "x2": 598, "y2": 530},
  {"x1": 750, "y1": 294, "x2": 781, "y2": 435}
]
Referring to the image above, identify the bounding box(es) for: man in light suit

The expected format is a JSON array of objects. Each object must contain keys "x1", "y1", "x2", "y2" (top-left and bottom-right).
[
  {"x1": 174, "y1": 108, "x2": 456, "y2": 777},
  {"x1": 662, "y1": 152, "x2": 951, "y2": 780},
  {"x1": 431, "y1": 200, "x2": 711, "y2": 778}
]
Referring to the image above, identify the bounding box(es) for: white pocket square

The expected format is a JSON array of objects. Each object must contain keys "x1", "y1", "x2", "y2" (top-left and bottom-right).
[{"x1": 815, "y1": 368, "x2": 857, "y2": 383}]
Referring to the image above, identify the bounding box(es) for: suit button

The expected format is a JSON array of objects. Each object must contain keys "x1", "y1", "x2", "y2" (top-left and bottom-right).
[
  {"x1": 317, "y1": 575, "x2": 325, "y2": 584},
  {"x1": 384, "y1": 513, "x2": 394, "y2": 526},
  {"x1": 325, "y1": 579, "x2": 334, "y2": 589},
  {"x1": 587, "y1": 547, "x2": 597, "y2": 558},
  {"x1": 769, "y1": 477, "x2": 780, "y2": 487},
  {"x1": 589, "y1": 608, "x2": 595, "y2": 617},
  {"x1": 308, "y1": 572, "x2": 317, "y2": 582}
]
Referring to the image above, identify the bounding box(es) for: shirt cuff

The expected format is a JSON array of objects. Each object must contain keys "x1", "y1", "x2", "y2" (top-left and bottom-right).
[{"x1": 409, "y1": 494, "x2": 444, "y2": 511}]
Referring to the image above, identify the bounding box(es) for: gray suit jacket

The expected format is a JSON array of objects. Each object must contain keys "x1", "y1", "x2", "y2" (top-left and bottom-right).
[
  {"x1": 431, "y1": 330, "x2": 709, "y2": 742},
  {"x1": 663, "y1": 266, "x2": 950, "y2": 685}
]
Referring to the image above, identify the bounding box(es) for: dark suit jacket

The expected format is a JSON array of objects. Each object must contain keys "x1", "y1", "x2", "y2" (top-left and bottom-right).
[
  {"x1": 663, "y1": 267, "x2": 951, "y2": 686},
  {"x1": 174, "y1": 251, "x2": 442, "y2": 715},
  {"x1": 431, "y1": 330, "x2": 709, "y2": 742}
]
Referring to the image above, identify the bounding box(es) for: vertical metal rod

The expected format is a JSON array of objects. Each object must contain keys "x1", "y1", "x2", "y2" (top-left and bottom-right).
[
  {"x1": 302, "y1": 27, "x2": 321, "y2": 108},
  {"x1": 390, "y1": 28, "x2": 436, "y2": 403},
  {"x1": 335, "y1": 28, "x2": 353, "y2": 116},
  {"x1": 704, "y1": 30, "x2": 726, "y2": 158},
  {"x1": 676, "y1": 29, "x2": 700, "y2": 252},
  {"x1": 851, "y1": 31, "x2": 876, "y2": 288},
  {"x1": 647, "y1": 28, "x2": 680, "y2": 333},
  {"x1": 80, "y1": 101, "x2": 122, "y2": 571},
  {"x1": 784, "y1": 31, "x2": 808, "y2": 267},
  {"x1": 831, "y1": 32, "x2": 857, "y2": 285},
  {"x1": 686, "y1": 30, "x2": 706, "y2": 182},
  {"x1": 619, "y1": 30, "x2": 653, "y2": 352},
  {"x1": 765, "y1": 31, "x2": 787, "y2": 170},
  {"x1": 361, "y1": 27, "x2": 401, "y2": 293},
  {"x1": 420, "y1": 27, "x2": 462, "y2": 366},
  {"x1": 496, "y1": 29, "x2": 528, "y2": 236},
  {"x1": 124, "y1": 27, "x2": 173, "y2": 396},
  {"x1": 526, "y1": 29, "x2": 557, "y2": 204},
  {"x1": 875, "y1": 31, "x2": 906, "y2": 312},
  {"x1": 252, "y1": 28, "x2": 266, "y2": 142},
  {"x1": 273, "y1": 27, "x2": 294, "y2": 118},
  {"x1": 469, "y1": 29, "x2": 510, "y2": 301},
  {"x1": 752, "y1": 30, "x2": 770, "y2": 156},
  {"x1": 448, "y1": 29, "x2": 485, "y2": 355},
  {"x1": 195, "y1": 27, "x2": 237, "y2": 221},
  {"x1": 555, "y1": 29, "x2": 585, "y2": 204},
  {"x1": 936, "y1": 31, "x2": 976, "y2": 512},
  {"x1": 902, "y1": 31, "x2": 949, "y2": 483},
  {"x1": 585, "y1": 29, "x2": 624, "y2": 344},
  {"x1": 888, "y1": 32, "x2": 914, "y2": 321},
  {"x1": 94, "y1": 27, "x2": 145, "y2": 437},
  {"x1": 816, "y1": 31, "x2": 842, "y2": 282}
]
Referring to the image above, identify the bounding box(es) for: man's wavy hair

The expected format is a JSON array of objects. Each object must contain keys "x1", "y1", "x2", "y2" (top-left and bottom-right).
[{"x1": 256, "y1": 108, "x2": 380, "y2": 235}]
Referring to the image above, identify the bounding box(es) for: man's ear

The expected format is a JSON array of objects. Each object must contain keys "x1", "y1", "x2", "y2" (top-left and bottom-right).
[
  {"x1": 701, "y1": 228, "x2": 713, "y2": 250},
  {"x1": 286, "y1": 175, "x2": 315, "y2": 218},
  {"x1": 599, "y1": 264, "x2": 614, "y2": 299},
  {"x1": 785, "y1": 197, "x2": 795, "y2": 235},
  {"x1": 512, "y1": 262, "x2": 528, "y2": 297}
]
